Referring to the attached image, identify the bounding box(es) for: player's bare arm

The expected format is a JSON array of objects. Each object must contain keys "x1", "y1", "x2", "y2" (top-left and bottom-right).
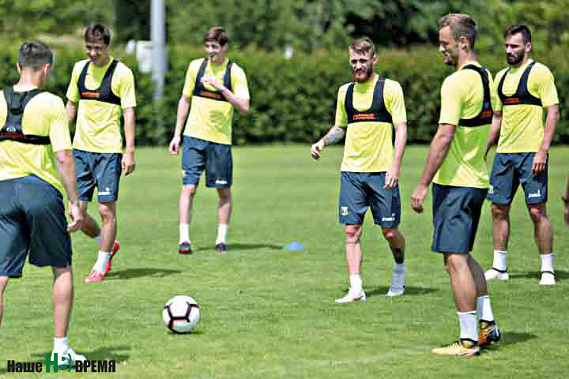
[
  {"x1": 311, "y1": 125, "x2": 345, "y2": 160},
  {"x1": 169, "y1": 95, "x2": 191, "y2": 155},
  {"x1": 485, "y1": 110, "x2": 502, "y2": 160},
  {"x1": 55, "y1": 149, "x2": 83, "y2": 232},
  {"x1": 122, "y1": 107, "x2": 136, "y2": 176},
  {"x1": 66, "y1": 100, "x2": 78, "y2": 125},
  {"x1": 200, "y1": 76, "x2": 250, "y2": 114},
  {"x1": 532, "y1": 103, "x2": 560, "y2": 174},
  {"x1": 385, "y1": 121, "x2": 407, "y2": 189},
  {"x1": 411, "y1": 123, "x2": 456, "y2": 213}
]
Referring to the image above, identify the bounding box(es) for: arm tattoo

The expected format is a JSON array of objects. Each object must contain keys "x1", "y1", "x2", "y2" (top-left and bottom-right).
[{"x1": 321, "y1": 126, "x2": 345, "y2": 146}]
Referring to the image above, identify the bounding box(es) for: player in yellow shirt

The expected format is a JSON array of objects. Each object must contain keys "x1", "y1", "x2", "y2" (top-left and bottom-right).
[
  {"x1": 411, "y1": 14, "x2": 500, "y2": 357},
  {"x1": 169, "y1": 26, "x2": 250, "y2": 254},
  {"x1": 311, "y1": 37, "x2": 408, "y2": 303},
  {"x1": 66, "y1": 24, "x2": 137, "y2": 282},
  {"x1": 0, "y1": 41, "x2": 85, "y2": 366},
  {"x1": 484, "y1": 25, "x2": 561, "y2": 285}
]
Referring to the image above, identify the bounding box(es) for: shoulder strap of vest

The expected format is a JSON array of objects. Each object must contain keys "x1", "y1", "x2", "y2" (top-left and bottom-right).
[
  {"x1": 498, "y1": 61, "x2": 542, "y2": 106},
  {"x1": 459, "y1": 64, "x2": 493, "y2": 127},
  {"x1": 0, "y1": 88, "x2": 50, "y2": 145},
  {"x1": 344, "y1": 77, "x2": 392, "y2": 124},
  {"x1": 224, "y1": 61, "x2": 233, "y2": 92}
]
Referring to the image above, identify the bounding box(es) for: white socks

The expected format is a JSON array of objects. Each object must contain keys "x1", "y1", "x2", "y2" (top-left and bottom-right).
[
  {"x1": 540, "y1": 254, "x2": 554, "y2": 273},
  {"x1": 457, "y1": 311, "x2": 478, "y2": 342},
  {"x1": 492, "y1": 250, "x2": 508, "y2": 271},
  {"x1": 93, "y1": 251, "x2": 111, "y2": 275},
  {"x1": 53, "y1": 337, "x2": 69, "y2": 353},
  {"x1": 477, "y1": 295, "x2": 494, "y2": 323},
  {"x1": 216, "y1": 224, "x2": 228, "y2": 245},
  {"x1": 179, "y1": 223, "x2": 190, "y2": 244},
  {"x1": 349, "y1": 274, "x2": 363, "y2": 293}
]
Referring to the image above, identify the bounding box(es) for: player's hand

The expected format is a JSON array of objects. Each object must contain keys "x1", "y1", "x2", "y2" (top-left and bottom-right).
[
  {"x1": 122, "y1": 151, "x2": 136, "y2": 176},
  {"x1": 384, "y1": 166, "x2": 399, "y2": 189},
  {"x1": 201, "y1": 76, "x2": 223, "y2": 91},
  {"x1": 531, "y1": 150, "x2": 547, "y2": 174},
  {"x1": 411, "y1": 184, "x2": 428, "y2": 214},
  {"x1": 67, "y1": 201, "x2": 83, "y2": 233},
  {"x1": 311, "y1": 141, "x2": 324, "y2": 160},
  {"x1": 169, "y1": 135, "x2": 181, "y2": 155}
]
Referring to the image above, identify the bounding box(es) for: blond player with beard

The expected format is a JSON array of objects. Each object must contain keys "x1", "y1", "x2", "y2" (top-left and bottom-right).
[{"x1": 311, "y1": 37, "x2": 408, "y2": 303}]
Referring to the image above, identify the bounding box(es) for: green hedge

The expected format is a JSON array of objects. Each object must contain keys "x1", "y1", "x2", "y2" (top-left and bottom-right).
[{"x1": 1, "y1": 43, "x2": 567, "y2": 145}]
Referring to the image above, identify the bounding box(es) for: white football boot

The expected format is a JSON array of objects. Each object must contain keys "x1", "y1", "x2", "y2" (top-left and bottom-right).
[{"x1": 335, "y1": 288, "x2": 367, "y2": 303}]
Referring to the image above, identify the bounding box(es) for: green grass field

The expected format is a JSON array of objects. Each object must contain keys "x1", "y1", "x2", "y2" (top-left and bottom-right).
[{"x1": 2, "y1": 145, "x2": 568, "y2": 378}]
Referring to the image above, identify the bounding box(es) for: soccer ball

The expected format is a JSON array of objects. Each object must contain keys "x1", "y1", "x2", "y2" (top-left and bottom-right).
[{"x1": 162, "y1": 295, "x2": 201, "y2": 333}]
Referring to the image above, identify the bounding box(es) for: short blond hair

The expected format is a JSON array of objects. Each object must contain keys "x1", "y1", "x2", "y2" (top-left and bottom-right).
[
  {"x1": 349, "y1": 37, "x2": 376, "y2": 58},
  {"x1": 438, "y1": 13, "x2": 477, "y2": 49}
]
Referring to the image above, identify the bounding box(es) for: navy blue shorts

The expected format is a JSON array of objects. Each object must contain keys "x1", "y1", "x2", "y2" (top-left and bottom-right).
[
  {"x1": 74, "y1": 149, "x2": 122, "y2": 203},
  {"x1": 488, "y1": 152, "x2": 548, "y2": 205},
  {"x1": 0, "y1": 176, "x2": 72, "y2": 278},
  {"x1": 181, "y1": 136, "x2": 232, "y2": 188},
  {"x1": 339, "y1": 172, "x2": 401, "y2": 227},
  {"x1": 432, "y1": 184, "x2": 487, "y2": 254}
]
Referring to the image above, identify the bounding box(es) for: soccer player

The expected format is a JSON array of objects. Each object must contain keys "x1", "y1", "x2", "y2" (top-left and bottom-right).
[
  {"x1": 0, "y1": 41, "x2": 86, "y2": 365},
  {"x1": 311, "y1": 37, "x2": 408, "y2": 302},
  {"x1": 66, "y1": 24, "x2": 137, "y2": 282},
  {"x1": 411, "y1": 14, "x2": 500, "y2": 356},
  {"x1": 169, "y1": 26, "x2": 250, "y2": 254},
  {"x1": 484, "y1": 25, "x2": 560, "y2": 285}
]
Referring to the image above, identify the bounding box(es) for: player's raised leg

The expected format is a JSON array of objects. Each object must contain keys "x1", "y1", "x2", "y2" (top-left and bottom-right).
[{"x1": 85, "y1": 201, "x2": 119, "y2": 283}]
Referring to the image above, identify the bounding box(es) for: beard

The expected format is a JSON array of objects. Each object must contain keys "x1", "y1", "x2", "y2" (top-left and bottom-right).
[
  {"x1": 353, "y1": 64, "x2": 374, "y2": 83},
  {"x1": 507, "y1": 51, "x2": 524, "y2": 66}
]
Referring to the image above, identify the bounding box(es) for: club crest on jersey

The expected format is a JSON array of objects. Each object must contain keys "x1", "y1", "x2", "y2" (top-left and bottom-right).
[{"x1": 340, "y1": 207, "x2": 349, "y2": 216}]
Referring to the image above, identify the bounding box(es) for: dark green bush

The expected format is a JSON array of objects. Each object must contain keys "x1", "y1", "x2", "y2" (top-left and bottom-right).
[{"x1": 0, "y1": 44, "x2": 566, "y2": 145}]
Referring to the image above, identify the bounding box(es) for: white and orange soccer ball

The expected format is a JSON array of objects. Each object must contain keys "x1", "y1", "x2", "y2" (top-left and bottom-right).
[{"x1": 162, "y1": 295, "x2": 201, "y2": 333}]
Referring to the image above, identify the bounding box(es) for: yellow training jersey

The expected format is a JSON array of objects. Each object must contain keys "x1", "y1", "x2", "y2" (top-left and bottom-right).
[
  {"x1": 434, "y1": 61, "x2": 500, "y2": 189},
  {"x1": 182, "y1": 58, "x2": 249, "y2": 145},
  {"x1": 66, "y1": 57, "x2": 136, "y2": 153},
  {"x1": 335, "y1": 75, "x2": 407, "y2": 172},
  {"x1": 494, "y1": 60, "x2": 559, "y2": 153},
  {"x1": 0, "y1": 85, "x2": 71, "y2": 194}
]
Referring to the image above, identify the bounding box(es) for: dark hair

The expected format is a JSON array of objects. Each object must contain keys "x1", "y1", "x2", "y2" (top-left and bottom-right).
[
  {"x1": 84, "y1": 24, "x2": 111, "y2": 45},
  {"x1": 438, "y1": 13, "x2": 478, "y2": 49},
  {"x1": 349, "y1": 37, "x2": 376, "y2": 58},
  {"x1": 204, "y1": 26, "x2": 229, "y2": 46},
  {"x1": 18, "y1": 40, "x2": 53, "y2": 71},
  {"x1": 505, "y1": 25, "x2": 531, "y2": 44}
]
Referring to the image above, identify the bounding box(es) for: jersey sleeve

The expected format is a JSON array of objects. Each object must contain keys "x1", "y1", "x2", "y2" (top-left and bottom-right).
[
  {"x1": 334, "y1": 85, "x2": 349, "y2": 128},
  {"x1": 65, "y1": 62, "x2": 82, "y2": 103},
  {"x1": 438, "y1": 75, "x2": 463, "y2": 126},
  {"x1": 536, "y1": 65, "x2": 559, "y2": 108},
  {"x1": 231, "y1": 64, "x2": 250, "y2": 100},
  {"x1": 118, "y1": 66, "x2": 137, "y2": 109},
  {"x1": 48, "y1": 96, "x2": 73, "y2": 152},
  {"x1": 182, "y1": 60, "x2": 199, "y2": 98},
  {"x1": 384, "y1": 80, "x2": 407, "y2": 125}
]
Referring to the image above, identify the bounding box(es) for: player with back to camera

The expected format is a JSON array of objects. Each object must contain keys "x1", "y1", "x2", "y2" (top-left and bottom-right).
[
  {"x1": 169, "y1": 26, "x2": 250, "y2": 254},
  {"x1": 311, "y1": 37, "x2": 408, "y2": 302},
  {"x1": 66, "y1": 24, "x2": 137, "y2": 283},
  {"x1": 411, "y1": 13, "x2": 500, "y2": 356},
  {"x1": 484, "y1": 25, "x2": 561, "y2": 285},
  {"x1": 0, "y1": 40, "x2": 86, "y2": 366}
]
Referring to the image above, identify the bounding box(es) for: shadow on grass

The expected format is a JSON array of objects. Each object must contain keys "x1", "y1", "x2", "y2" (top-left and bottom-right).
[
  {"x1": 0, "y1": 345, "x2": 131, "y2": 374},
  {"x1": 509, "y1": 270, "x2": 569, "y2": 282},
  {"x1": 364, "y1": 286, "x2": 439, "y2": 298},
  {"x1": 106, "y1": 268, "x2": 181, "y2": 280},
  {"x1": 199, "y1": 243, "x2": 283, "y2": 252},
  {"x1": 484, "y1": 331, "x2": 537, "y2": 351}
]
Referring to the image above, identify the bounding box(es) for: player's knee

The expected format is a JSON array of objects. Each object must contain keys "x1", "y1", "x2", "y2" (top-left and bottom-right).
[
  {"x1": 182, "y1": 185, "x2": 197, "y2": 198},
  {"x1": 528, "y1": 206, "x2": 547, "y2": 223},
  {"x1": 491, "y1": 204, "x2": 509, "y2": 219},
  {"x1": 98, "y1": 205, "x2": 116, "y2": 224},
  {"x1": 381, "y1": 227, "x2": 395, "y2": 241},
  {"x1": 345, "y1": 225, "x2": 362, "y2": 242}
]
